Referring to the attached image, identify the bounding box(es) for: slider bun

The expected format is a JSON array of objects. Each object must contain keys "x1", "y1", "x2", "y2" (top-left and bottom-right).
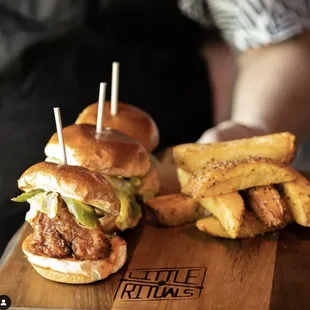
[
  {"x1": 22, "y1": 233, "x2": 127, "y2": 284},
  {"x1": 18, "y1": 161, "x2": 120, "y2": 216},
  {"x1": 45, "y1": 124, "x2": 150, "y2": 177},
  {"x1": 137, "y1": 160, "x2": 161, "y2": 200},
  {"x1": 75, "y1": 102, "x2": 159, "y2": 152}
]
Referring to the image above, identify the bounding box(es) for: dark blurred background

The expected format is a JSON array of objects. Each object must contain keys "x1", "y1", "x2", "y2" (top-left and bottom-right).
[{"x1": 0, "y1": 0, "x2": 219, "y2": 255}]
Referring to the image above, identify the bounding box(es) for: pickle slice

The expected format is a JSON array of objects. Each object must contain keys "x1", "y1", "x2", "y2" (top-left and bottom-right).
[
  {"x1": 62, "y1": 197, "x2": 98, "y2": 228},
  {"x1": 102, "y1": 175, "x2": 142, "y2": 231},
  {"x1": 12, "y1": 189, "x2": 44, "y2": 202},
  {"x1": 128, "y1": 177, "x2": 142, "y2": 189},
  {"x1": 115, "y1": 190, "x2": 142, "y2": 231}
]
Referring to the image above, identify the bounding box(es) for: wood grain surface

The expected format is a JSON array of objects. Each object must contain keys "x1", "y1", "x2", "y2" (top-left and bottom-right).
[
  {"x1": 2, "y1": 220, "x2": 305, "y2": 310},
  {"x1": 0, "y1": 223, "x2": 120, "y2": 310},
  {"x1": 270, "y1": 225, "x2": 310, "y2": 310},
  {"x1": 1, "y1": 164, "x2": 310, "y2": 309},
  {"x1": 113, "y1": 224, "x2": 278, "y2": 310}
]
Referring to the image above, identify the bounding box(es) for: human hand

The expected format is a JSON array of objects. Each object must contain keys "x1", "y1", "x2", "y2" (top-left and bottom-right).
[{"x1": 197, "y1": 120, "x2": 270, "y2": 143}]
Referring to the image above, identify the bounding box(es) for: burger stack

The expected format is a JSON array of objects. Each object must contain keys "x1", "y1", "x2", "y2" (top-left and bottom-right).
[{"x1": 12, "y1": 83, "x2": 160, "y2": 284}]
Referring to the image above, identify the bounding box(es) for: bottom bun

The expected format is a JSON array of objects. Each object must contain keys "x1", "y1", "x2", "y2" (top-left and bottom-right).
[{"x1": 22, "y1": 233, "x2": 127, "y2": 284}]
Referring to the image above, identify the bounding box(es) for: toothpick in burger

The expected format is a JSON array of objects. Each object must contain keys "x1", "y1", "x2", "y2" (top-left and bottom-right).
[
  {"x1": 75, "y1": 101, "x2": 161, "y2": 201},
  {"x1": 44, "y1": 124, "x2": 156, "y2": 232},
  {"x1": 12, "y1": 162, "x2": 127, "y2": 284}
]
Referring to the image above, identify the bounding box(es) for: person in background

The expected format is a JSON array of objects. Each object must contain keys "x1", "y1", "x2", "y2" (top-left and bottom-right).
[
  {"x1": 180, "y1": 1, "x2": 310, "y2": 147},
  {"x1": 1, "y1": 0, "x2": 310, "y2": 255}
]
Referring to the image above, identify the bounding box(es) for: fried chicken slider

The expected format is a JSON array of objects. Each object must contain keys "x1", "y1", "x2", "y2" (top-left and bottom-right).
[
  {"x1": 12, "y1": 161, "x2": 126, "y2": 284},
  {"x1": 44, "y1": 124, "x2": 159, "y2": 232},
  {"x1": 75, "y1": 101, "x2": 159, "y2": 153},
  {"x1": 75, "y1": 102, "x2": 161, "y2": 201}
]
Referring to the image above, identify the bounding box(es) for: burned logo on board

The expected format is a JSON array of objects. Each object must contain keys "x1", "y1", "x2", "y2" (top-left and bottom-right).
[{"x1": 114, "y1": 267, "x2": 206, "y2": 301}]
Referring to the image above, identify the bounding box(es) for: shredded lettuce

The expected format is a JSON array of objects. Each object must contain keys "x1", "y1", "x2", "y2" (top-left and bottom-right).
[
  {"x1": 104, "y1": 176, "x2": 135, "y2": 196},
  {"x1": 25, "y1": 192, "x2": 59, "y2": 222}
]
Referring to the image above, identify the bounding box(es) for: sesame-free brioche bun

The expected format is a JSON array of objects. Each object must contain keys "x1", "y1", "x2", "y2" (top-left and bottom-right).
[
  {"x1": 75, "y1": 102, "x2": 159, "y2": 152},
  {"x1": 22, "y1": 233, "x2": 127, "y2": 284},
  {"x1": 137, "y1": 157, "x2": 161, "y2": 201},
  {"x1": 18, "y1": 161, "x2": 120, "y2": 216},
  {"x1": 45, "y1": 124, "x2": 150, "y2": 177}
]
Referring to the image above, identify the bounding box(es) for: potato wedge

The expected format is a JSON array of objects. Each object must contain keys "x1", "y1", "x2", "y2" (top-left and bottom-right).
[
  {"x1": 279, "y1": 171, "x2": 310, "y2": 226},
  {"x1": 199, "y1": 192, "x2": 245, "y2": 238},
  {"x1": 173, "y1": 132, "x2": 296, "y2": 173},
  {"x1": 196, "y1": 211, "x2": 288, "y2": 239},
  {"x1": 177, "y1": 168, "x2": 192, "y2": 189},
  {"x1": 146, "y1": 194, "x2": 200, "y2": 226},
  {"x1": 247, "y1": 185, "x2": 289, "y2": 227},
  {"x1": 183, "y1": 158, "x2": 296, "y2": 200}
]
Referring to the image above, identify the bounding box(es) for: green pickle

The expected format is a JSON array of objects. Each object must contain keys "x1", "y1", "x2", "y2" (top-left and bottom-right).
[
  {"x1": 130, "y1": 199, "x2": 142, "y2": 219},
  {"x1": 115, "y1": 190, "x2": 142, "y2": 231},
  {"x1": 103, "y1": 175, "x2": 143, "y2": 230},
  {"x1": 63, "y1": 197, "x2": 98, "y2": 228},
  {"x1": 128, "y1": 177, "x2": 142, "y2": 189},
  {"x1": 11, "y1": 189, "x2": 44, "y2": 202}
]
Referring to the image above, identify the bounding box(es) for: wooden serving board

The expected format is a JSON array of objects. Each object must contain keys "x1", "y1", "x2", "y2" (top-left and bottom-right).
[
  {"x1": 1, "y1": 219, "x2": 310, "y2": 309},
  {"x1": 1, "y1": 158, "x2": 310, "y2": 309}
]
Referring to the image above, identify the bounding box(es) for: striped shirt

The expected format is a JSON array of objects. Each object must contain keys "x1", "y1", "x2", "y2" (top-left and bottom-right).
[{"x1": 179, "y1": 0, "x2": 310, "y2": 50}]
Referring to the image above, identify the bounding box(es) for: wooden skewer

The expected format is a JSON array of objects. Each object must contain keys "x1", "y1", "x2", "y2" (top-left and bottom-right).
[
  {"x1": 96, "y1": 82, "x2": 107, "y2": 133},
  {"x1": 53, "y1": 107, "x2": 67, "y2": 165},
  {"x1": 111, "y1": 62, "x2": 119, "y2": 116}
]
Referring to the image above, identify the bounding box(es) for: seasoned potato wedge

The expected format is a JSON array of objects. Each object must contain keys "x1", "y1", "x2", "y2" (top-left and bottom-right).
[
  {"x1": 279, "y1": 171, "x2": 310, "y2": 226},
  {"x1": 247, "y1": 185, "x2": 289, "y2": 227},
  {"x1": 183, "y1": 158, "x2": 296, "y2": 200},
  {"x1": 173, "y1": 132, "x2": 296, "y2": 173},
  {"x1": 146, "y1": 194, "x2": 200, "y2": 226},
  {"x1": 196, "y1": 211, "x2": 289, "y2": 239},
  {"x1": 199, "y1": 192, "x2": 245, "y2": 238},
  {"x1": 177, "y1": 168, "x2": 192, "y2": 189}
]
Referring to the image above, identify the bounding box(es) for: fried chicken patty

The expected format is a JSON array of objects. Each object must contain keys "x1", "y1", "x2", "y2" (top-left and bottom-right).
[{"x1": 29, "y1": 200, "x2": 111, "y2": 260}]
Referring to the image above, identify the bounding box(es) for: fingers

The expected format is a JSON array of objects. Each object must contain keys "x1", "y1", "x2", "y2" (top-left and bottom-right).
[{"x1": 197, "y1": 120, "x2": 269, "y2": 143}]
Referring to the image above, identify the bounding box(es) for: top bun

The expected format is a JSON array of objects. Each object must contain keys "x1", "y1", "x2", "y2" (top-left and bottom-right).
[
  {"x1": 45, "y1": 124, "x2": 150, "y2": 177},
  {"x1": 75, "y1": 102, "x2": 159, "y2": 152},
  {"x1": 18, "y1": 161, "x2": 120, "y2": 216}
]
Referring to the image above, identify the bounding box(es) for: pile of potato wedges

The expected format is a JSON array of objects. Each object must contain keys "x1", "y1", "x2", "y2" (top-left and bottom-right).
[{"x1": 147, "y1": 132, "x2": 310, "y2": 239}]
